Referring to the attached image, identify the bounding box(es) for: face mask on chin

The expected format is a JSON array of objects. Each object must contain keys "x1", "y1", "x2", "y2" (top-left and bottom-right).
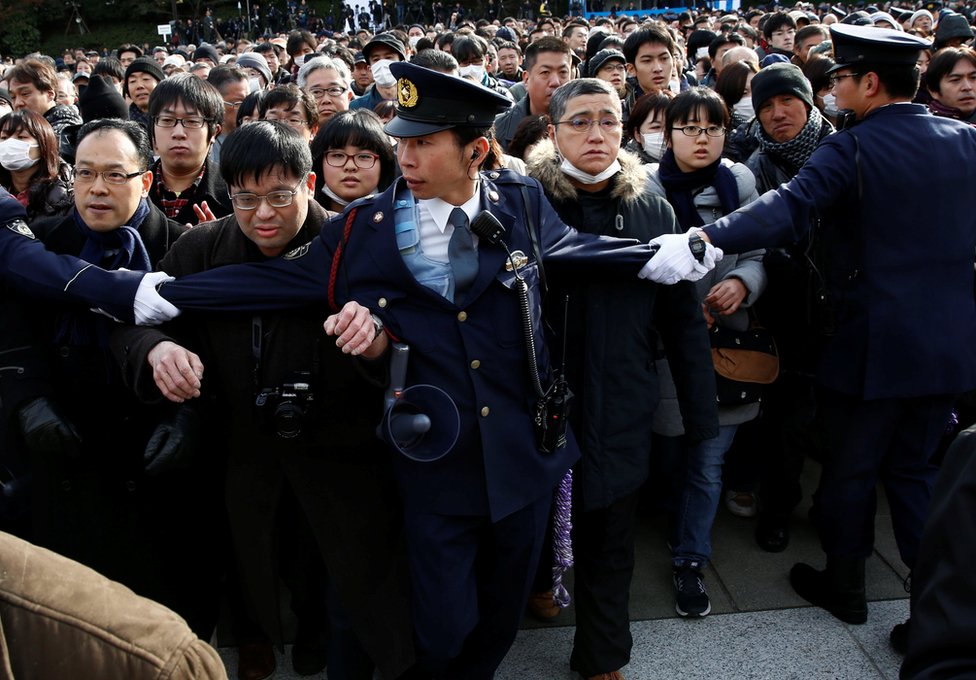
[{"x1": 555, "y1": 139, "x2": 621, "y2": 184}]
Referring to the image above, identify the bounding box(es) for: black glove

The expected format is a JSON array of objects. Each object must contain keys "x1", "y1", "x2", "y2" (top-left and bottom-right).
[
  {"x1": 144, "y1": 403, "x2": 203, "y2": 475},
  {"x1": 17, "y1": 397, "x2": 82, "y2": 459}
]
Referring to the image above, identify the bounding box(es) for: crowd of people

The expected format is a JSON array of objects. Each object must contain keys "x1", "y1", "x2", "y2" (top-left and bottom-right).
[{"x1": 1, "y1": 3, "x2": 975, "y2": 680}]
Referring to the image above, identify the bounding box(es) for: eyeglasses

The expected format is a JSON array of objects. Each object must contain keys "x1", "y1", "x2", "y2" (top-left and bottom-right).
[
  {"x1": 75, "y1": 168, "x2": 145, "y2": 185},
  {"x1": 154, "y1": 115, "x2": 208, "y2": 129},
  {"x1": 308, "y1": 86, "x2": 348, "y2": 100},
  {"x1": 223, "y1": 100, "x2": 244, "y2": 109},
  {"x1": 554, "y1": 117, "x2": 622, "y2": 133},
  {"x1": 828, "y1": 73, "x2": 860, "y2": 87},
  {"x1": 673, "y1": 125, "x2": 726, "y2": 138},
  {"x1": 230, "y1": 178, "x2": 306, "y2": 210},
  {"x1": 598, "y1": 63, "x2": 627, "y2": 74},
  {"x1": 325, "y1": 150, "x2": 380, "y2": 169},
  {"x1": 264, "y1": 114, "x2": 310, "y2": 127}
]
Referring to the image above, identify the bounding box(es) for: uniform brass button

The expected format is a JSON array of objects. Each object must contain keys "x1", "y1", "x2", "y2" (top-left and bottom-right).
[
  {"x1": 470, "y1": 359, "x2": 481, "y2": 369},
  {"x1": 378, "y1": 297, "x2": 388, "y2": 308},
  {"x1": 489, "y1": 171, "x2": 500, "y2": 179},
  {"x1": 488, "y1": 190, "x2": 499, "y2": 202},
  {"x1": 480, "y1": 406, "x2": 490, "y2": 417},
  {"x1": 373, "y1": 211, "x2": 384, "y2": 222},
  {"x1": 457, "y1": 311, "x2": 467, "y2": 321}
]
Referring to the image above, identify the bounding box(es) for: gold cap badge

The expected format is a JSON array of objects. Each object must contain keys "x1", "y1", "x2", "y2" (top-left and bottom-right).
[{"x1": 396, "y1": 77, "x2": 419, "y2": 108}]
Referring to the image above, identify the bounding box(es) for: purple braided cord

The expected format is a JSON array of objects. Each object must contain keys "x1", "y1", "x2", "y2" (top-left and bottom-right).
[
  {"x1": 551, "y1": 469, "x2": 574, "y2": 608},
  {"x1": 947, "y1": 409, "x2": 960, "y2": 434}
]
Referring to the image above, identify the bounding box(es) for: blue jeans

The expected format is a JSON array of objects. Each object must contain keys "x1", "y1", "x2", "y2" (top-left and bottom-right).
[{"x1": 671, "y1": 424, "x2": 740, "y2": 567}]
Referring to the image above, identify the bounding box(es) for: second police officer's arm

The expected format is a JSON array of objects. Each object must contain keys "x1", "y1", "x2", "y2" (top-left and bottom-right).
[
  {"x1": 642, "y1": 137, "x2": 855, "y2": 281},
  {"x1": 157, "y1": 178, "x2": 723, "y2": 313},
  {"x1": 0, "y1": 188, "x2": 179, "y2": 326}
]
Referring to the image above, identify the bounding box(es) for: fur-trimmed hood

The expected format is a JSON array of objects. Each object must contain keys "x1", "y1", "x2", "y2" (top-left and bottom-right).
[{"x1": 525, "y1": 138, "x2": 648, "y2": 205}]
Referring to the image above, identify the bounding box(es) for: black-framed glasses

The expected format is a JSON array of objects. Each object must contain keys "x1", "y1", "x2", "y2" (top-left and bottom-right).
[
  {"x1": 554, "y1": 117, "x2": 622, "y2": 133},
  {"x1": 673, "y1": 124, "x2": 726, "y2": 138},
  {"x1": 308, "y1": 86, "x2": 348, "y2": 99},
  {"x1": 154, "y1": 115, "x2": 208, "y2": 129},
  {"x1": 230, "y1": 177, "x2": 307, "y2": 210},
  {"x1": 75, "y1": 168, "x2": 145, "y2": 185},
  {"x1": 325, "y1": 151, "x2": 380, "y2": 169},
  {"x1": 829, "y1": 73, "x2": 861, "y2": 87}
]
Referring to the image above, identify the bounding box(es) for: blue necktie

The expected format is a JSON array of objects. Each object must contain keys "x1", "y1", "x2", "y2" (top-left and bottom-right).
[{"x1": 448, "y1": 207, "x2": 477, "y2": 303}]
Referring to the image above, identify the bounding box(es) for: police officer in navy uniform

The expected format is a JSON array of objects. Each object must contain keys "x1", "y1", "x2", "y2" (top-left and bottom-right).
[
  {"x1": 646, "y1": 24, "x2": 976, "y2": 638},
  {"x1": 157, "y1": 62, "x2": 721, "y2": 678}
]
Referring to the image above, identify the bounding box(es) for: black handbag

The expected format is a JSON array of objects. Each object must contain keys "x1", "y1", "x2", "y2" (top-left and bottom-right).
[{"x1": 710, "y1": 319, "x2": 780, "y2": 406}]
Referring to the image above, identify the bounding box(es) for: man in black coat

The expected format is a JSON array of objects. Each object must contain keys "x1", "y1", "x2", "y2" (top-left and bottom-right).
[{"x1": 112, "y1": 121, "x2": 414, "y2": 680}]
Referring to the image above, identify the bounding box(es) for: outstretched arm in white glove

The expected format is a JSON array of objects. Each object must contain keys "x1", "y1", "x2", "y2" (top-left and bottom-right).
[
  {"x1": 639, "y1": 231, "x2": 723, "y2": 285},
  {"x1": 134, "y1": 271, "x2": 181, "y2": 326}
]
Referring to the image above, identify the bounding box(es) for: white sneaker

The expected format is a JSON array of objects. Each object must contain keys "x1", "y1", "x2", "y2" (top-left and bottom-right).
[{"x1": 724, "y1": 490, "x2": 757, "y2": 518}]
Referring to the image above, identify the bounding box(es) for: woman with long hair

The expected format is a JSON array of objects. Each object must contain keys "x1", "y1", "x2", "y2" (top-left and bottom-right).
[{"x1": 0, "y1": 110, "x2": 73, "y2": 220}]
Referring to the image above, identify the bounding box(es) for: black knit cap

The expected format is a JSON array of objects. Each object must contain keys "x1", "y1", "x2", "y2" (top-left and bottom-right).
[
  {"x1": 193, "y1": 44, "x2": 220, "y2": 65},
  {"x1": 123, "y1": 57, "x2": 165, "y2": 97},
  {"x1": 79, "y1": 74, "x2": 128, "y2": 122},
  {"x1": 751, "y1": 62, "x2": 815, "y2": 111}
]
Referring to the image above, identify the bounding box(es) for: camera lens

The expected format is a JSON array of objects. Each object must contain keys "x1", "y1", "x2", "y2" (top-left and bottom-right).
[{"x1": 274, "y1": 402, "x2": 303, "y2": 439}]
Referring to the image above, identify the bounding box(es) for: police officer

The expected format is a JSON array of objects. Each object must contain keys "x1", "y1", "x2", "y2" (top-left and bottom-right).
[
  {"x1": 646, "y1": 24, "x2": 976, "y2": 634},
  {"x1": 156, "y1": 62, "x2": 720, "y2": 677}
]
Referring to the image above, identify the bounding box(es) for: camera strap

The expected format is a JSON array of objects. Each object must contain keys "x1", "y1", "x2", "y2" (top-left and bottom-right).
[{"x1": 251, "y1": 315, "x2": 263, "y2": 389}]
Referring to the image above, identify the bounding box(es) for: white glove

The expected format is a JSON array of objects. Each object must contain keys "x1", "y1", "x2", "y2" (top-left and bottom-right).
[
  {"x1": 639, "y1": 233, "x2": 723, "y2": 285},
  {"x1": 134, "y1": 271, "x2": 180, "y2": 326}
]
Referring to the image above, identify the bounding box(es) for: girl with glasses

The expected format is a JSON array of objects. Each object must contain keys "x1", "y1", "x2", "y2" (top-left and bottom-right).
[{"x1": 309, "y1": 109, "x2": 396, "y2": 211}]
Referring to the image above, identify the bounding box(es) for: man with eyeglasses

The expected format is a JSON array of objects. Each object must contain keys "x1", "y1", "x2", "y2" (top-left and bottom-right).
[
  {"x1": 589, "y1": 48, "x2": 632, "y2": 124},
  {"x1": 111, "y1": 120, "x2": 415, "y2": 680},
  {"x1": 206, "y1": 65, "x2": 251, "y2": 165},
  {"x1": 8, "y1": 118, "x2": 214, "y2": 641},
  {"x1": 297, "y1": 56, "x2": 354, "y2": 125},
  {"x1": 260, "y1": 84, "x2": 320, "y2": 143},
  {"x1": 147, "y1": 73, "x2": 232, "y2": 227},
  {"x1": 525, "y1": 77, "x2": 716, "y2": 680},
  {"x1": 646, "y1": 25, "x2": 976, "y2": 648}
]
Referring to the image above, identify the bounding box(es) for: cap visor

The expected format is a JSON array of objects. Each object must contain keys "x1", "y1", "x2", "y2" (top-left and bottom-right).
[{"x1": 384, "y1": 116, "x2": 455, "y2": 138}]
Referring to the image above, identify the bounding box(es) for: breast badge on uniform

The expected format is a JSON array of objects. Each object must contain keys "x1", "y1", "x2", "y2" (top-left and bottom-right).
[
  {"x1": 6, "y1": 219, "x2": 35, "y2": 240},
  {"x1": 505, "y1": 250, "x2": 528, "y2": 272},
  {"x1": 397, "y1": 78, "x2": 419, "y2": 108},
  {"x1": 283, "y1": 243, "x2": 310, "y2": 260}
]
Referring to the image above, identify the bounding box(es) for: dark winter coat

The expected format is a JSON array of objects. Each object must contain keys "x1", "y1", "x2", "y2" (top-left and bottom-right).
[
  {"x1": 111, "y1": 201, "x2": 415, "y2": 679},
  {"x1": 526, "y1": 140, "x2": 718, "y2": 510}
]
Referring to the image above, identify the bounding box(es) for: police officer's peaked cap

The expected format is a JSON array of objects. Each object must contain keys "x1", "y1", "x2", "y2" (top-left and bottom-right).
[
  {"x1": 826, "y1": 24, "x2": 930, "y2": 73},
  {"x1": 384, "y1": 62, "x2": 513, "y2": 138}
]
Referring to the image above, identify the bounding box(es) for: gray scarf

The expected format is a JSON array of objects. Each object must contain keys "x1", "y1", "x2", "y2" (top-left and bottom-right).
[{"x1": 753, "y1": 106, "x2": 828, "y2": 177}]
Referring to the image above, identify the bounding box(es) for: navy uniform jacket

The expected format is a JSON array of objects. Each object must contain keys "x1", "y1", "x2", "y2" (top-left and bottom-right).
[
  {"x1": 702, "y1": 104, "x2": 976, "y2": 400},
  {"x1": 161, "y1": 170, "x2": 658, "y2": 521},
  {"x1": 0, "y1": 188, "x2": 143, "y2": 322}
]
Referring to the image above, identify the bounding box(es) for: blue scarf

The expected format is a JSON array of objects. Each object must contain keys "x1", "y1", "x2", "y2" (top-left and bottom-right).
[
  {"x1": 658, "y1": 149, "x2": 740, "y2": 230},
  {"x1": 74, "y1": 198, "x2": 152, "y2": 272},
  {"x1": 58, "y1": 199, "x2": 153, "y2": 348}
]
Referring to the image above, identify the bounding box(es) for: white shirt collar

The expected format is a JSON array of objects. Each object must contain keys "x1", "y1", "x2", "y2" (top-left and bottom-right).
[{"x1": 418, "y1": 186, "x2": 482, "y2": 235}]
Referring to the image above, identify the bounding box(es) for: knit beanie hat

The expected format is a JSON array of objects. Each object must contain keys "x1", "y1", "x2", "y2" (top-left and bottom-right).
[
  {"x1": 193, "y1": 44, "x2": 220, "y2": 65},
  {"x1": 751, "y1": 62, "x2": 815, "y2": 111},
  {"x1": 909, "y1": 9, "x2": 934, "y2": 27},
  {"x1": 123, "y1": 57, "x2": 165, "y2": 97},
  {"x1": 79, "y1": 74, "x2": 128, "y2": 122},
  {"x1": 235, "y1": 52, "x2": 273, "y2": 87}
]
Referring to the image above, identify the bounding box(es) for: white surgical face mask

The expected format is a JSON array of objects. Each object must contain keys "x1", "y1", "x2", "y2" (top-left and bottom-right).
[
  {"x1": 669, "y1": 78, "x2": 681, "y2": 94},
  {"x1": 293, "y1": 53, "x2": 306, "y2": 68},
  {"x1": 409, "y1": 35, "x2": 422, "y2": 49},
  {"x1": 458, "y1": 64, "x2": 486, "y2": 82},
  {"x1": 822, "y1": 93, "x2": 837, "y2": 110},
  {"x1": 0, "y1": 138, "x2": 39, "y2": 172},
  {"x1": 733, "y1": 97, "x2": 755, "y2": 119},
  {"x1": 641, "y1": 131, "x2": 666, "y2": 161},
  {"x1": 248, "y1": 77, "x2": 262, "y2": 92},
  {"x1": 371, "y1": 59, "x2": 397, "y2": 88}
]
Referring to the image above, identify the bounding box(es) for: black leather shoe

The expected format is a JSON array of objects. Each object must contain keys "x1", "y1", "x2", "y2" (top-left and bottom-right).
[
  {"x1": 790, "y1": 559, "x2": 867, "y2": 625},
  {"x1": 292, "y1": 623, "x2": 328, "y2": 676},
  {"x1": 237, "y1": 641, "x2": 276, "y2": 680},
  {"x1": 890, "y1": 618, "x2": 911, "y2": 655},
  {"x1": 756, "y1": 516, "x2": 790, "y2": 553}
]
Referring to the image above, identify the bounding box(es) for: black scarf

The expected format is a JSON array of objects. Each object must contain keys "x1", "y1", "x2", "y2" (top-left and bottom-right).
[{"x1": 658, "y1": 149, "x2": 740, "y2": 230}]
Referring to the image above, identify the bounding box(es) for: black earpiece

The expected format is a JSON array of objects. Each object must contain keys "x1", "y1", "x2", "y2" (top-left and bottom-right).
[{"x1": 471, "y1": 150, "x2": 479, "y2": 159}]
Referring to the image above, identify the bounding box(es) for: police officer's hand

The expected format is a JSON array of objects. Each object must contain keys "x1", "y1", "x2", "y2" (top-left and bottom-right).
[
  {"x1": 17, "y1": 397, "x2": 82, "y2": 459},
  {"x1": 147, "y1": 341, "x2": 204, "y2": 403},
  {"x1": 641, "y1": 233, "x2": 723, "y2": 285},
  {"x1": 134, "y1": 271, "x2": 181, "y2": 325},
  {"x1": 324, "y1": 301, "x2": 388, "y2": 358},
  {"x1": 144, "y1": 403, "x2": 202, "y2": 475}
]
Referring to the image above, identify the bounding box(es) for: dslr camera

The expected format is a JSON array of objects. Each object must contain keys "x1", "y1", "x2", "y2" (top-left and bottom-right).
[{"x1": 254, "y1": 372, "x2": 315, "y2": 439}]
